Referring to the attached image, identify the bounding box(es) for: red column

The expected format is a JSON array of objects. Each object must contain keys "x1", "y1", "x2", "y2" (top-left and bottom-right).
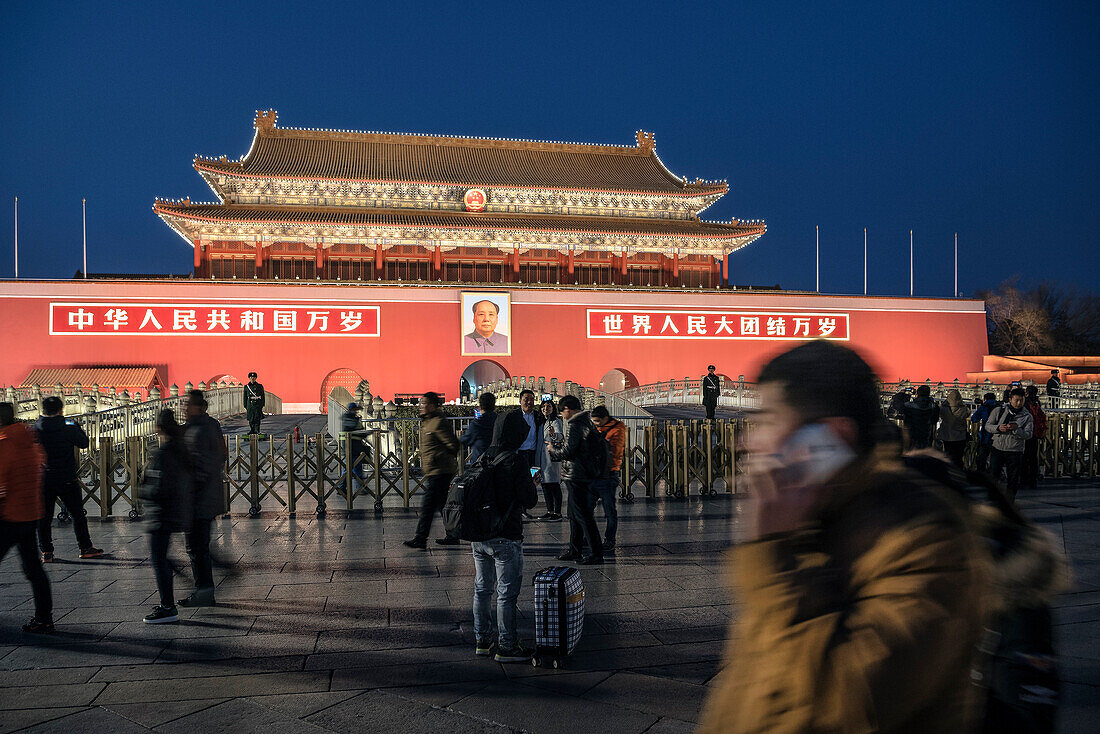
[
  {"x1": 315, "y1": 244, "x2": 325, "y2": 269},
  {"x1": 621, "y1": 249, "x2": 628, "y2": 276},
  {"x1": 568, "y1": 248, "x2": 575, "y2": 278},
  {"x1": 513, "y1": 246, "x2": 520, "y2": 275},
  {"x1": 720, "y1": 255, "x2": 728, "y2": 286},
  {"x1": 254, "y1": 241, "x2": 263, "y2": 270},
  {"x1": 434, "y1": 245, "x2": 442, "y2": 276},
  {"x1": 375, "y1": 244, "x2": 384, "y2": 279},
  {"x1": 672, "y1": 252, "x2": 680, "y2": 287},
  {"x1": 193, "y1": 240, "x2": 202, "y2": 270}
]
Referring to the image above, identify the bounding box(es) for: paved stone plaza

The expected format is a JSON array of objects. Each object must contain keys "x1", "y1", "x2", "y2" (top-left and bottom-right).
[{"x1": 1, "y1": 481, "x2": 1097, "y2": 733}]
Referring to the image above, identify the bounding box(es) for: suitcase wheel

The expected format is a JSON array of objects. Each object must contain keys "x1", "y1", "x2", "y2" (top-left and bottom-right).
[
  {"x1": 551, "y1": 657, "x2": 562, "y2": 669},
  {"x1": 531, "y1": 656, "x2": 540, "y2": 668}
]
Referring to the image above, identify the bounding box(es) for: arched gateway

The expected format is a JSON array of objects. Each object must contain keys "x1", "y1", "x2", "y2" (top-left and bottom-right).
[
  {"x1": 461, "y1": 360, "x2": 509, "y2": 399},
  {"x1": 320, "y1": 368, "x2": 365, "y2": 413}
]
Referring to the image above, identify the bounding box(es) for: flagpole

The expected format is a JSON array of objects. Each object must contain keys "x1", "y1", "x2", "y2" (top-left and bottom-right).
[
  {"x1": 954, "y1": 232, "x2": 958, "y2": 297},
  {"x1": 909, "y1": 229, "x2": 914, "y2": 297},
  {"x1": 863, "y1": 227, "x2": 867, "y2": 296},
  {"x1": 13, "y1": 196, "x2": 17, "y2": 279},
  {"x1": 82, "y1": 198, "x2": 87, "y2": 279},
  {"x1": 815, "y1": 225, "x2": 819, "y2": 293}
]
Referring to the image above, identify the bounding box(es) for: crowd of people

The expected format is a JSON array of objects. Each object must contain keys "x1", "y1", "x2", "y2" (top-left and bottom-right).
[{"x1": 889, "y1": 380, "x2": 1050, "y2": 500}]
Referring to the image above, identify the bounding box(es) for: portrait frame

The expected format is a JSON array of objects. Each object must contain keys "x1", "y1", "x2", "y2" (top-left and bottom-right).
[{"x1": 460, "y1": 291, "x2": 512, "y2": 356}]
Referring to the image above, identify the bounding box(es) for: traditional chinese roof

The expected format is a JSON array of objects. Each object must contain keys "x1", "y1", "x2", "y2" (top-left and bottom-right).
[
  {"x1": 193, "y1": 110, "x2": 728, "y2": 197},
  {"x1": 154, "y1": 202, "x2": 766, "y2": 244},
  {"x1": 22, "y1": 367, "x2": 161, "y2": 390}
]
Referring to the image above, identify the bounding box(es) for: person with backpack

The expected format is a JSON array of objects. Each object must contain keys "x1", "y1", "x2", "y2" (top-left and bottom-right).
[
  {"x1": 985, "y1": 387, "x2": 1033, "y2": 501},
  {"x1": 1022, "y1": 385, "x2": 1047, "y2": 491},
  {"x1": 936, "y1": 389, "x2": 970, "y2": 467},
  {"x1": 971, "y1": 392, "x2": 999, "y2": 473},
  {"x1": 459, "y1": 392, "x2": 497, "y2": 464},
  {"x1": 462, "y1": 409, "x2": 538, "y2": 662},
  {"x1": 698, "y1": 342, "x2": 987, "y2": 734},
  {"x1": 550, "y1": 395, "x2": 606, "y2": 565}
]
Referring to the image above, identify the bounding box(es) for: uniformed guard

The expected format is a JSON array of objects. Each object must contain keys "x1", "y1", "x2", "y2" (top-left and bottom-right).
[{"x1": 243, "y1": 372, "x2": 266, "y2": 435}]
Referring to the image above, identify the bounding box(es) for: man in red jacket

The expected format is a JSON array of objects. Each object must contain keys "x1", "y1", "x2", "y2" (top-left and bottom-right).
[
  {"x1": 0, "y1": 402, "x2": 54, "y2": 633},
  {"x1": 591, "y1": 405, "x2": 626, "y2": 551}
]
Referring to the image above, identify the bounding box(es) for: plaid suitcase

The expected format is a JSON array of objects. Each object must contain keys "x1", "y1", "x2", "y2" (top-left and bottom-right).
[{"x1": 532, "y1": 566, "x2": 585, "y2": 668}]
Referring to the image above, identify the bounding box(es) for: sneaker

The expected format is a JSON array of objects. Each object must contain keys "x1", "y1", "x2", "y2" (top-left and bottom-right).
[
  {"x1": 143, "y1": 605, "x2": 179, "y2": 624},
  {"x1": 435, "y1": 537, "x2": 461, "y2": 546},
  {"x1": 475, "y1": 638, "x2": 494, "y2": 656},
  {"x1": 543, "y1": 513, "x2": 562, "y2": 522},
  {"x1": 494, "y1": 644, "x2": 534, "y2": 663},
  {"x1": 79, "y1": 546, "x2": 104, "y2": 559},
  {"x1": 177, "y1": 592, "x2": 216, "y2": 608},
  {"x1": 556, "y1": 551, "x2": 582, "y2": 562},
  {"x1": 603, "y1": 540, "x2": 616, "y2": 552},
  {"x1": 40, "y1": 552, "x2": 54, "y2": 563},
  {"x1": 403, "y1": 538, "x2": 427, "y2": 549},
  {"x1": 22, "y1": 617, "x2": 54, "y2": 634},
  {"x1": 579, "y1": 555, "x2": 604, "y2": 565}
]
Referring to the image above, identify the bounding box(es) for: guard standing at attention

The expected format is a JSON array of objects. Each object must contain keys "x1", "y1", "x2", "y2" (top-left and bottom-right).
[
  {"x1": 243, "y1": 372, "x2": 265, "y2": 435},
  {"x1": 702, "y1": 365, "x2": 721, "y2": 420}
]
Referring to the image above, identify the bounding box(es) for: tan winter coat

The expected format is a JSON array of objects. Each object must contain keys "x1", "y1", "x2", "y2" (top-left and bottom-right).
[
  {"x1": 418, "y1": 411, "x2": 459, "y2": 477},
  {"x1": 698, "y1": 447, "x2": 987, "y2": 734}
]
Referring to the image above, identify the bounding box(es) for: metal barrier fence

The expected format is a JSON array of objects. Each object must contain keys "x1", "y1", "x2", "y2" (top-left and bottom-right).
[{"x1": 53, "y1": 412, "x2": 1099, "y2": 521}]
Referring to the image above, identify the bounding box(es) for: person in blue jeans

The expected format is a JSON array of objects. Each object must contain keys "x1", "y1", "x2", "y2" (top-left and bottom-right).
[
  {"x1": 590, "y1": 405, "x2": 625, "y2": 551},
  {"x1": 471, "y1": 410, "x2": 539, "y2": 662}
]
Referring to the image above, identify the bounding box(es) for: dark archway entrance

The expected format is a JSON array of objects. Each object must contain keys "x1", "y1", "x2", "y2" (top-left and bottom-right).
[
  {"x1": 461, "y1": 360, "x2": 509, "y2": 400},
  {"x1": 598, "y1": 367, "x2": 640, "y2": 393}
]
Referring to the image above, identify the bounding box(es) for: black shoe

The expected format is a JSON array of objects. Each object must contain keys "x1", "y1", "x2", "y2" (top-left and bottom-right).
[
  {"x1": 22, "y1": 617, "x2": 54, "y2": 634},
  {"x1": 403, "y1": 538, "x2": 427, "y2": 549},
  {"x1": 143, "y1": 605, "x2": 180, "y2": 624},
  {"x1": 475, "y1": 638, "x2": 494, "y2": 657},
  {"x1": 177, "y1": 593, "x2": 216, "y2": 608},
  {"x1": 579, "y1": 555, "x2": 604, "y2": 565},
  {"x1": 40, "y1": 551, "x2": 54, "y2": 563},
  {"x1": 494, "y1": 644, "x2": 534, "y2": 663},
  {"x1": 604, "y1": 540, "x2": 616, "y2": 552},
  {"x1": 79, "y1": 546, "x2": 104, "y2": 559},
  {"x1": 542, "y1": 513, "x2": 562, "y2": 522},
  {"x1": 557, "y1": 551, "x2": 582, "y2": 562},
  {"x1": 435, "y1": 537, "x2": 461, "y2": 546}
]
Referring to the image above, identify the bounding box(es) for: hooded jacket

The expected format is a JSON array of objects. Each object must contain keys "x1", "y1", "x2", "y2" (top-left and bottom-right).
[
  {"x1": 460, "y1": 409, "x2": 497, "y2": 464},
  {"x1": 596, "y1": 417, "x2": 626, "y2": 473},
  {"x1": 902, "y1": 395, "x2": 938, "y2": 446},
  {"x1": 0, "y1": 423, "x2": 45, "y2": 522},
  {"x1": 34, "y1": 414, "x2": 89, "y2": 482},
  {"x1": 985, "y1": 404, "x2": 1033, "y2": 453},
  {"x1": 550, "y1": 410, "x2": 599, "y2": 483},
  {"x1": 698, "y1": 445, "x2": 988, "y2": 734},
  {"x1": 971, "y1": 399, "x2": 999, "y2": 446},
  {"x1": 937, "y1": 390, "x2": 971, "y2": 442}
]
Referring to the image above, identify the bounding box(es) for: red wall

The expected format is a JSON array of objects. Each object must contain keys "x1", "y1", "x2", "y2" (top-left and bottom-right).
[{"x1": 0, "y1": 281, "x2": 989, "y2": 408}]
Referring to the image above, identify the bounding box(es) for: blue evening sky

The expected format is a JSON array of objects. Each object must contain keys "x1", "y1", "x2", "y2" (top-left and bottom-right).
[{"x1": 1, "y1": 0, "x2": 1096, "y2": 296}]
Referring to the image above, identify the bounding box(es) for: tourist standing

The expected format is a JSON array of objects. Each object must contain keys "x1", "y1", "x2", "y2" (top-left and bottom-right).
[
  {"x1": 551, "y1": 395, "x2": 604, "y2": 565},
  {"x1": 1046, "y1": 369, "x2": 1061, "y2": 409},
  {"x1": 404, "y1": 392, "x2": 460, "y2": 548},
  {"x1": 936, "y1": 389, "x2": 970, "y2": 467},
  {"x1": 698, "y1": 342, "x2": 986, "y2": 734},
  {"x1": 971, "y1": 392, "x2": 999, "y2": 473},
  {"x1": 141, "y1": 409, "x2": 193, "y2": 624},
  {"x1": 0, "y1": 402, "x2": 54, "y2": 634},
  {"x1": 590, "y1": 405, "x2": 625, "y2": 551},
  {"x1": 536, "y1": 400, "x2": 563, "y2": 521},
  {"x1": 702, "y1": 365, "x2": 721, "y2": 420},
  {"x1": 1022, "y1": 385, "x2": 1047, "y2": 491},
  {"x1": 34, "y1": 396, "x2": 103, "y2": 562},
  {"x1": 470, "y1": 410, "x2": 539, "y2": 662},
  {"x1": 460, "y1": 392, "x2": 498, "y2": 464},
  {"x1": 515, "y1": 389, "x2": 544, "y2": 469},
  {"x1": 902, "y1": 384, "x2": 938, "y2": 450},
  {"x1": 985, "y1": 387, "x2": 1034, "y2": 501},
  {"x1": 180, "y1": 390, "x2": 226, "y2": 606},
  {"x1": 243, "y1": 372, "x2": 265, "y2": 435}
]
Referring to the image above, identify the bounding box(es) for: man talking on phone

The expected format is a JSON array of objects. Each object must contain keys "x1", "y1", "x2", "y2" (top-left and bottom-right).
[{"x1": 699, "y1": 341, "x2": 986, "y2": 734}]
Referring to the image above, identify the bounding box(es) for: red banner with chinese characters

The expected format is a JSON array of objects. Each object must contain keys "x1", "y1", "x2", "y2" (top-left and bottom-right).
[
  {"x1": 49, "y1": 302, "x2": 381, "y2": 337},
  {"x1": 587, "y1": 310, "x2": 849, "y2": 340}
]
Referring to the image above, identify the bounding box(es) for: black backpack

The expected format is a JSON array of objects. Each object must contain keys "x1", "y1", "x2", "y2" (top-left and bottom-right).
[
  {"x1": 904, "y1": 455, "x2": 1065, "y2": 734},
  {"x1": 585, "y1": 424, "x2": 610, "y2": 479},
  {"x1": 441, "y1": 452, "x2": 513, "y2": 542}
]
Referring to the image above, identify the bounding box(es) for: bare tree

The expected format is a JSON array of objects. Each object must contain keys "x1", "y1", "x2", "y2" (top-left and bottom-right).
[{"x1": 980, "y1": 280, "x2": 1100, "y2": 355}]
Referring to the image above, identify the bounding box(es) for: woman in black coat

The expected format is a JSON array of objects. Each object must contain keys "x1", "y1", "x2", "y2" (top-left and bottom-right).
[{"x1": 141, "y1": 409, "x2": 193, "y2": 624}]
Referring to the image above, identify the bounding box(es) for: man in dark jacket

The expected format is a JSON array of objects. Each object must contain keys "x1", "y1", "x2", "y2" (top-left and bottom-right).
[
  {"x1": 471, "y1": 409, "x2": 539, "y2": 662},
  {"x1": 460, "y1": 392, "x2": 498, "y2": 464},
  {"x1": 35, "y1": 396, "x2": 102, "y2": 562},
  {"x1": 970, "y1": 392, "x2": 999, "y2": 472},
  {"x1": 338, "y1": 402, "x2": 367, "y2": 492},
  {"x1": 550, "y1": 395, "x2": 604, "y2": 565},
  {"x1": 243, "y1": 372, "x2": 265, "y2": 435},
  {"x1": 180, "y1": 390, "x2": 226, "y2": 606},
  {"x1": 902, "y1": 385, "x2": 938, "y2": 450},
  {"x1": 702, "y1": 365, "x2": 721, "y2": 420},
  {"x1": 404, "y1": 392, "x2": 460, "y2": 549}
]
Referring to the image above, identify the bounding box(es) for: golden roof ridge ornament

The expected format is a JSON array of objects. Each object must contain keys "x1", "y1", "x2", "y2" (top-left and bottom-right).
[
  {"x1": 635, "y1": 130, "x2": 655, "y2": 151},
  {"x1": 254, "y1": 109, "x2": 278, "y2": 131}
]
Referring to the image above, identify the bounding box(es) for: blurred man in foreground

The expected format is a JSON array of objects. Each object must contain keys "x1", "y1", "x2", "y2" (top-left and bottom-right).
[{"x1": 699, "y1": 341, "x2": 986, "y2": 734}]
